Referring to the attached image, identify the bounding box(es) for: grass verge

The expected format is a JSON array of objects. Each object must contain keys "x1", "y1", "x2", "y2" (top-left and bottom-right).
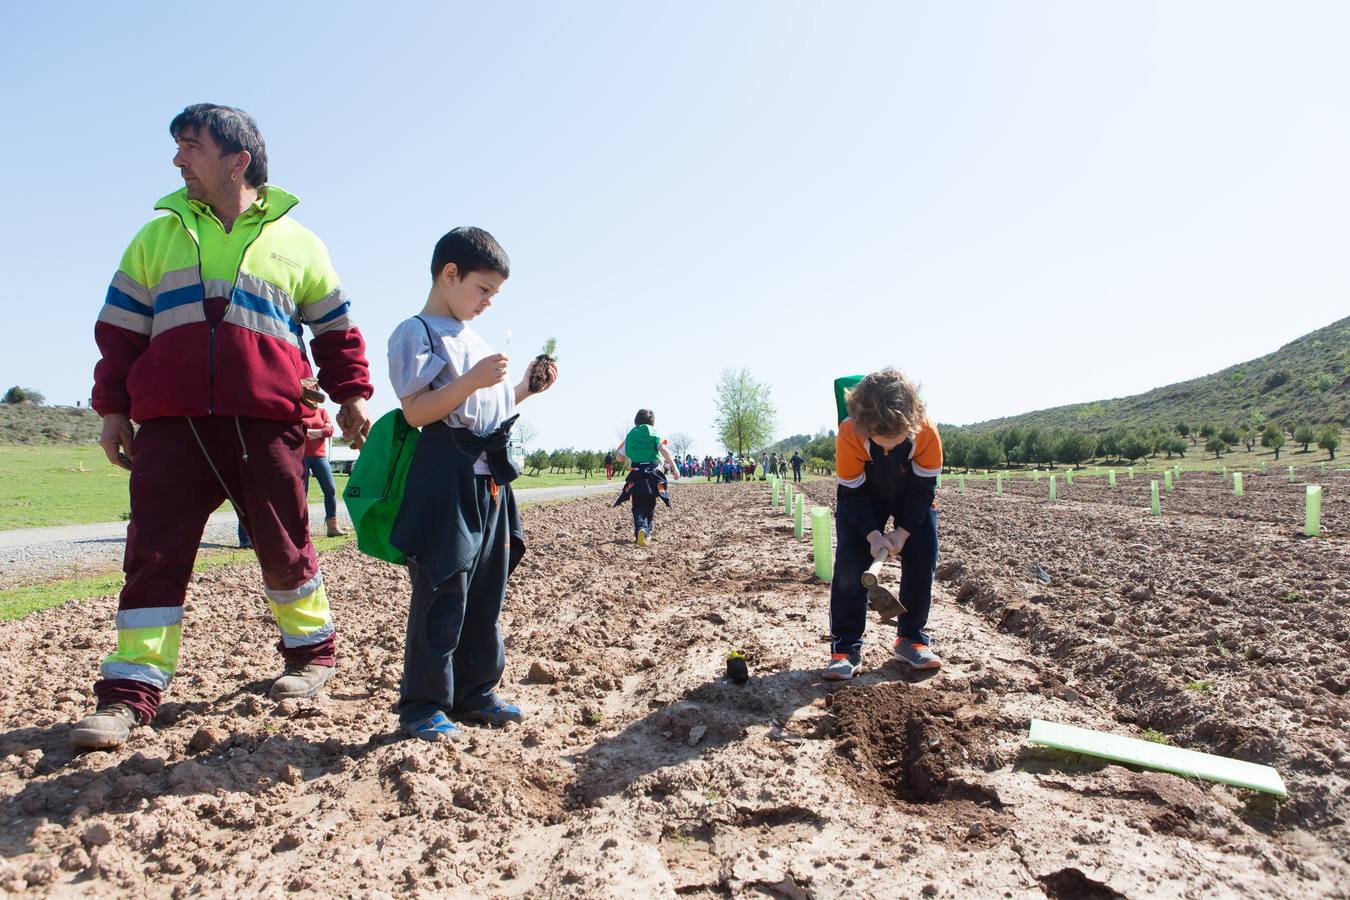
[{"x1": 0, "y1": 534, "x2": 354, "y2": 622}]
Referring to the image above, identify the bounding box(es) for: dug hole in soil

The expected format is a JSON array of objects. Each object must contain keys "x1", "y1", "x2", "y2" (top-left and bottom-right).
[{"x1": 0, "y1": 471, "x2": 1347, "y2": 898}]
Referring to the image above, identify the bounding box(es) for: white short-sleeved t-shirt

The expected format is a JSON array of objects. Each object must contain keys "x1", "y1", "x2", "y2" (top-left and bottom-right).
[{"x1": 387, "y1": 314, "x2": 515, "y2": 474}]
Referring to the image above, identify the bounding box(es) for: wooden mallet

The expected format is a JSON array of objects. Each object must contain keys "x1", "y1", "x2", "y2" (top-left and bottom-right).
[{"x1": 862, "y1": 549, "x2": 905, "y2": 623}]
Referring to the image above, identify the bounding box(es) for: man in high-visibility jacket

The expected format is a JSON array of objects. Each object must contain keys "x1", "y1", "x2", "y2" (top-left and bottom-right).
[{"x1": 72, "y1": 104, "x2": 373, "y2": 749}]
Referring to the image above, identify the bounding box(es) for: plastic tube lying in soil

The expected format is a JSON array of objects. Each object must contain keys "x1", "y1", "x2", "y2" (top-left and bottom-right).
[
  {"x1": 1029, "y1": 719, "x2": 1287, "y2": 797},
  {"x1": 811, "y1": 507, "x2": 833, "y2": 581},
  {"x1": 1150, "y1": 481, "x2": 1161, "y2": 516},
  {"x1": 1234, "y1": 472, "x2": 1244, "y2": 497},
  {"x1": 794, "y1": 494, "x2": 804, "y2": 538},
  {"x1": 1306, "y1": 485, "x2": 1322, "y2": 537}
]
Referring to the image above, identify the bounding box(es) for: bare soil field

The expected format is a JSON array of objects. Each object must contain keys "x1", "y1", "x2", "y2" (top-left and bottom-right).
[{"x1": 0, "y1": 474, "x2": 1346, "y2": 898}]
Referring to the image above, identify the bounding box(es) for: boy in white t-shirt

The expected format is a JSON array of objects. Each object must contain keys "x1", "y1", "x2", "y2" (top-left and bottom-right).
[{"x1": 386, "y1": 227, "x2": 557, "y2": 743}]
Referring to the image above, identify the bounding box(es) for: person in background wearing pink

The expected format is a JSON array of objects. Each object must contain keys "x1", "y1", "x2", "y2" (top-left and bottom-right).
[{"x1": 303, "y1": 404, "x2": 346, "y2": 537}]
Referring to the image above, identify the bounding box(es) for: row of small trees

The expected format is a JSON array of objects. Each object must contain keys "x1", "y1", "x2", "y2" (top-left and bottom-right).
[
  {"x1": 944, "y1": 422, "x2": 1341, "y2": 470},
  {"x1": 523, "y1": 448, "x2": 614, "y2": 477},
  {"x1": 1182, "y1": 421, "x2": 1340, "y2": 460}
]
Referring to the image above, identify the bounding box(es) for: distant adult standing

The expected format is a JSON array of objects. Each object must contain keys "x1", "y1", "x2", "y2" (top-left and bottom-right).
[
  {"x1": 604, "y1": 450, "x2": 615, "y2": 480},
  {"x1": 791, "y1": 451, "x2": 804, "y2": 482},
  {"x1": 303, "y1": 403, "x2": 346, "y2": 537},
  {"x1": 74, "y1": 104, "x2": 374, "y2": 749}
]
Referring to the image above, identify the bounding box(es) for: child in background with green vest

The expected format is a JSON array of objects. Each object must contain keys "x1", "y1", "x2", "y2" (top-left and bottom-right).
[{"x1": 613, "y1": 409, "x2": 681, "y2": 546}]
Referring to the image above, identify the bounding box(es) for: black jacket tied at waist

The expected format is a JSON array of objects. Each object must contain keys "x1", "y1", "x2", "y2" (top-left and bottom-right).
[
  {"x1": 614, "y1": 461, "x2": 670, "y2": 508},
  {"x1": 449, "y1": 414, "x2": 521, "y2": 485}
]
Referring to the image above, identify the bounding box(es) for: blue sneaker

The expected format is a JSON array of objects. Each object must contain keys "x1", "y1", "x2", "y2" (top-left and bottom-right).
[
  {"x1": 404, "y1": 712, "x2": 463, "y2": 743},
  {"x1": 822, "y1": 653, "x2": 862, "y2": 681},
  {"x1": 894, "y1": 637, "x2": 941, "y2": 670},
  {"x1": 459, "y1": 696, "x2": 525, "y2": 726}
]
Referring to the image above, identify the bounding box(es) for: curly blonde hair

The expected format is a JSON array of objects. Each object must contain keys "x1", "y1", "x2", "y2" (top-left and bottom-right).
[{"x1": 846, "y1": 368, "x2": 926, "y2": 439}]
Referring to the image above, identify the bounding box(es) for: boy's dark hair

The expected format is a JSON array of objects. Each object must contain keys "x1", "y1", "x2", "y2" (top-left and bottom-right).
[
  {"x1": 846, "y1": 368, "x2": 926, "y2": 438},
  {"x1": 169, "y1": 104, "x2": 268, "y2": 188},
  {"x1": 430, "y1": 227, "x2": 511, "y2": 282},
  {"x1": 634, "y1": 409, "x2": 655, "y2": 426}
]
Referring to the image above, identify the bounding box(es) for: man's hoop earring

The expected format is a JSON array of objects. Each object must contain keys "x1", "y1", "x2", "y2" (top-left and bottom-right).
[{"x1": 231, "y1": 173, "x2": 239, "y2": 182}]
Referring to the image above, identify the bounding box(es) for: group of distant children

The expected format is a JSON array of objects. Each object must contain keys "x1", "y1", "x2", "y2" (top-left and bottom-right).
[{"x1": 376, "y1": 227, "x2": 942, "y2": 744}]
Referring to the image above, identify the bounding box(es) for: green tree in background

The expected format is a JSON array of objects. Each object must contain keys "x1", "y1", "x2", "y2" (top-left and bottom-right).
[
  {"x1": 1317, "y1": 426, "x2": 1339, "y2": 460},
  {"x1": 714, "y1": 368, "x2": 776, "y2": 458},
  {"x1": 1293, "y1": 424, "x2": 1316, "y2": 452},
  {"x1": 3, "y1": 386, "x2": 44, "y2": 405},
  {"x1": 944, "y1": 431, "x2": 972, "y2": 470},
  {"x1": 1118, "y1": 431, "x2": 1152, "y2": 464},
  {"x1": 1261, "y1": 424, "x2": 1285, "y2": 460},
  {"x1": 968, "y1": 434, "x2": 1004, "y2": 469},
  {"x1": 1176, "y1": 422, "x2": 1191, "y2": 444},
  {"x1": 1219, "y1": 427, "x2": 1240, "y2": 451},
  {"x1": 1056, "y1": 431, "x2": 1096, "y2": 469},
  {"x1": 575, "y1": 450, "x2": 600, "y2": 477},
  {"x1": 1206, "y1": 436, "x2": 1227, "y2": 459}
]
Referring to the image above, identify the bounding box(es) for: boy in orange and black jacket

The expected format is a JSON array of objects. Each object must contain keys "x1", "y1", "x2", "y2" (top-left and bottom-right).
[{"x1": 823, "y1": 368, "x2": 944, "y2": 680}]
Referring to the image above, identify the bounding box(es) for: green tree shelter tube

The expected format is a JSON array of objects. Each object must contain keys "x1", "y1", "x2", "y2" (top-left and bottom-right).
[
  {"x1": 1049, "y1": 475, "x2": 1057, "y2": 503},
  {"x1": 1151, "y1": 481, "x2": 1161, "y2": 516},
  {"x1": 996, "y1": 474, "x2": 1003, "y2": 497},
  {"x1": 772, "y1": 478, "x2": 780, "y2": 507},
  {"x1": 1306, "y1": 485, "x2": 1323, "y2": 537},
  {"x1": 1288, "y1": 465, "x2": 1295, "y2": 483},
  {"x1": 784, "y1": 483, "x2": 793, "y2": 516},
  {"x1": 1108, "y1": 470, "x2": 1116, "y2": 488},
  {"x1": 811, "y1": 507, "x2": 833, "y2": 581},
  {"x1": 1234, "y1": 472, "x2": 1244, "y2": 497},
  {"x1": 1164, "y1": 470, "x2": 1173, "y2": 492},
  {"x1": 794, "y1": 494, "x2": 804, "y2": 538},
  {"x1": 1029, "y1": 719, "x2": 1286, "y2": 796}
]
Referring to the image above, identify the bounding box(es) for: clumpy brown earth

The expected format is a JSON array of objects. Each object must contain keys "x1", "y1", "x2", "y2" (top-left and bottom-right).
[{"x1": 0, "y1": 470, "x2": 1347, "y2": 897}]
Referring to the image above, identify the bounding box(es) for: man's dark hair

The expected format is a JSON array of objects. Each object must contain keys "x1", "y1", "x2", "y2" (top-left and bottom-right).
[
  {"x1": 430, "y1": 227, "x2": 511, "y2": 282},
  {"x1": 169, "y1": 104, "x2": 269, "y2": 187},
  {"x1": 634, "y1": 409, "x2": 655, "y2": 426}
]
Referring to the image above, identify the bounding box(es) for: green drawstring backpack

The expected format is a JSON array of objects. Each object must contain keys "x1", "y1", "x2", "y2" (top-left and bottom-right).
[
  {"x1": 833, "y1": 375, "x2": 863, "y2": 424},
  {"x1": 342, "y1": 316, "x2": 438, "y2": 564},
  {"x1": 342, "y1": 408, "x2": 419, "y2": 564}
]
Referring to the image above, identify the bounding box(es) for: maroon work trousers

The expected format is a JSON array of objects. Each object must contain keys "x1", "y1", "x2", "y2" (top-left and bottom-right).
[{"x1": 93, "y1": 416, "x2": 335, "y2": 722}]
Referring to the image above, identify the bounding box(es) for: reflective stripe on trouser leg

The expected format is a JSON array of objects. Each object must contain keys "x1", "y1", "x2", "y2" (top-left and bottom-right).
[
  {"x1": 265, "y1": 572, "x2": 335, "y2": 648},
  {"x1": 99, "y1": 606, "x2": 183, "y2": 690}
]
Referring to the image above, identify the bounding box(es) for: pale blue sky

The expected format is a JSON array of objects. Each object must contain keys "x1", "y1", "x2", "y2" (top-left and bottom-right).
[{"x1": 1, "y1": 1, "x2": 1346, "y2": 456}]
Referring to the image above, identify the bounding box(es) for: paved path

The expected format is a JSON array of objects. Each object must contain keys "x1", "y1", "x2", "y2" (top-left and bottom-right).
[{"x1": 0, "y1": 479, "x2": 634, "y2": 588}]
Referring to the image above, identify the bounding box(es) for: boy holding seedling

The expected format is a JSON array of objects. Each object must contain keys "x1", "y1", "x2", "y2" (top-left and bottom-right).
[
  {"x1": 385, "y1": 227, "x2": 558, "y2": 742},
  {"x1": 614, "y1": 409, "x2": 681, "y2": 545},
  {"x1": 823, "y1": 368, "x2": 944, "y2": 679}
]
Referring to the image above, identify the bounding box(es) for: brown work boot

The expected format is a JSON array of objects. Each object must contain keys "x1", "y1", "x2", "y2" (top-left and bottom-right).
[
  {"x1": 69, "y1": 704, "x2": 138, "y2": 750},
  {"x1": 325, "y1": 517, "x2": 346, "y2": 538},
  {"x1": 269, "y1": 663, "x2": 335, "y2": 700}
]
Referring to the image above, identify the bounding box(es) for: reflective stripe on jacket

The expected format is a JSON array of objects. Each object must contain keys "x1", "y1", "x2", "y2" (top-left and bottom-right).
[{"x1": 93, "y1": 186, "x2": 371, "y2": 422}]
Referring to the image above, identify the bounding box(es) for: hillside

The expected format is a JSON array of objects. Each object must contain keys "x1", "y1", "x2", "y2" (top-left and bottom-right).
[
  {"x1": 965, "y1": 315, "x2": 1349, "y2": 433},
  {"x1": 0, "y1": 404, "x2": 101, "y2": 444}
]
